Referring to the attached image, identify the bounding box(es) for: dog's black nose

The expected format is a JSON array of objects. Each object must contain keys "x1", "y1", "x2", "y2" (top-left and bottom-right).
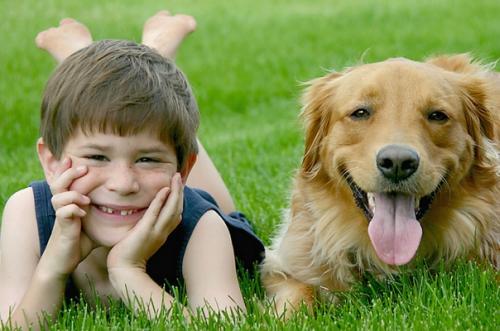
[{"x1": 376, "y1": 145, "x2": 420, "y2": 182}]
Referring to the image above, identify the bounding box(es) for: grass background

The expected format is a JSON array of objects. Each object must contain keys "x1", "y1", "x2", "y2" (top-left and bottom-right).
[{"x1": 0, "y1": 0, "x2": 499, "y2": 329}]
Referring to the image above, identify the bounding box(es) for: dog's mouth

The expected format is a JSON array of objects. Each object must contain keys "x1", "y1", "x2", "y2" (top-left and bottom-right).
[
  {"x1": 346, "y1": 175, "x2": 440, "y2": 221},
  {"x1": 345, "y1": 174, "x2": 443, "y2": 266}
]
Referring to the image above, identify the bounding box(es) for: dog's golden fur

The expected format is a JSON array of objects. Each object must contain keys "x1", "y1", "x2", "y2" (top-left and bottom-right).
[{"x1": 261, "y1": 54, "x2": 499, "y2": 314}]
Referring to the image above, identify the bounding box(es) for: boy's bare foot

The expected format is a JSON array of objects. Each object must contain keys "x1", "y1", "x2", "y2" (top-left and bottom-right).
[
  {"x1": 35, "y1": 18, "x2": 93, "y2": 63},
  {"x1": 141, "y1": 10, "x2": 196, "y2": 60}
]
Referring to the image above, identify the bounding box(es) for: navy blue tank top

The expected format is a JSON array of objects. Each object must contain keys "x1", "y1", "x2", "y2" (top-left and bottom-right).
[{"x1": 30, "y1": 180, "x2": 264, "y2": 296}]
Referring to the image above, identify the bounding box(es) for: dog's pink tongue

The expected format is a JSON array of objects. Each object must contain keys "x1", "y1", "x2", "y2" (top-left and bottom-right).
[{"x1": 368, "y1": 193, "x2": 422, "y2": 265}]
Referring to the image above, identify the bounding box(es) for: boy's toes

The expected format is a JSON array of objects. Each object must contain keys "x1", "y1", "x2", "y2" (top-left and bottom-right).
[
  {"x1": 35, "y1": 30, "x2": 50, "y2": 48},
  {"x1": 59, "y1": 18, "x2": 77, "y2": 26},
  {"x1": 176, "y1": 14, "x2": 197, "y2": 31},
  {"x1": 156, "y1": 10, "x2": 172, "y2": 17}
]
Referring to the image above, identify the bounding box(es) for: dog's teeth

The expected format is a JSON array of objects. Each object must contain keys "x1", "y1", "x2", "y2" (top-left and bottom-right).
[
  {"x1": 415, "y1": 197, "x2": 420, "y2": 209},
  {"x1": 368, "y1": 193, "x2": 375, "y2": 213}
]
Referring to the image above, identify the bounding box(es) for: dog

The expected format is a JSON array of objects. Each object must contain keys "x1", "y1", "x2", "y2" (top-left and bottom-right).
[{"x1": 261, "y1": 54, "x2": 499, "y2": 315}]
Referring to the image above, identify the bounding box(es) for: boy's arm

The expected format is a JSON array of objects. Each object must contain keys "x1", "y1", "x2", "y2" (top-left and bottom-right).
[
  {"x1": 108, "y1": 211, "x2": 245, "y2": 318},
  {"x1": 107, "y1": 174, "x2": 245, "y2": 316},
  {"x1": 1, "y1": 164, "x2": 92, "y2": 330},
  {"x1": 0, "y1": 189, "x2": 66, "y2": 330},
  {"x1": 107, "y1": 174, "x2": 186, "y2": 317},
  {"x1": 108, "y1": 268, "x2": 181, "y2": 318},
  {"x1": 182, "y1": 210, "x2": 246, "y2": 313}
]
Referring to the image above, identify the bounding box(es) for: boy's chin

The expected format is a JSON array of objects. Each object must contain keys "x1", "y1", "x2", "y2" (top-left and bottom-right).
[
  {"x1": 95, "y1": 237, "x2": 120, "y2": 248},
  {"x1": 84, "y1": 228, "x2": 128, "y2": 248}
]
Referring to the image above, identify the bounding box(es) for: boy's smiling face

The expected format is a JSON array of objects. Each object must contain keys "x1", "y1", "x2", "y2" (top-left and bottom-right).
[{"x1": 60, "y1": 130, "x2": 180, "y2": 247}]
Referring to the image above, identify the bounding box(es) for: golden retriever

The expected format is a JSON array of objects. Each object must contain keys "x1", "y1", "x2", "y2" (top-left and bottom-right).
[{"x1": 261, "y1": 54, "x2": 499, "y2": 314}]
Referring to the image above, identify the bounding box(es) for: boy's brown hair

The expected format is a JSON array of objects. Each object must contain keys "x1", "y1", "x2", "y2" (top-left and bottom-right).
[{"x1": 40, "y1": 39, "x2": 199, "y2": 170}]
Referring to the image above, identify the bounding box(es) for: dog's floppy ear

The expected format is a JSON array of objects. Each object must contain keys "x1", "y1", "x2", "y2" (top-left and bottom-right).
[
  {"x1": 459, "y1": 75, "x2": 499, "y2": 170},
  {"x1": 300, "y1": 72, "x2": 342, "y2": 178},
  {"x1": 460, "y1": 77, "x2": 496, "y2": 141}
]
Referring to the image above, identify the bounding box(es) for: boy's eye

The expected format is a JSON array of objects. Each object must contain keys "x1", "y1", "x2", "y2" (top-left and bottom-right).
[
  {"x1": 137, "y1": 157, "x2": 159, "y2": 163},
  {"x1": 85, "y1": 155, "x2": 108, "y2": 161}
]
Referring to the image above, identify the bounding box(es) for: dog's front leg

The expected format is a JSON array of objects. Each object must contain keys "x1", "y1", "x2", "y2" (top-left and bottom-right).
[{"x1": 262, "y1": 270, "x2": 315, "y2": 318}]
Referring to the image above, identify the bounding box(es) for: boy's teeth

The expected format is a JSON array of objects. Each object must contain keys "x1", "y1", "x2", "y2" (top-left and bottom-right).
[
  {"x1": 99, "y1": 206, "x2": 114, "y2": 214},
  {"x1": 98, "y1": 206, "x2": 135, "y2": 215}
]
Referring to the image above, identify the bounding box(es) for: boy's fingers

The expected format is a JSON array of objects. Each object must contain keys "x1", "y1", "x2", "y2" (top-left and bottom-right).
[
  {"x1": 139, "y1": 187, "x2": 170, "y2": 228},
  {"x1": 156, "y1": 196, "x2": 182, "y2": 234},
  {"x1": 134, "y1": 174, "x2": 182, "y2": 233},
  {"x1": 55, "y1": 204, "x2": 87, "y2": 221},
  {"x1": 156, "y1": 174, "x2": 183, "y2": 233},
  {"x1": 51, "y1": 191, "x2": 90, "y2": 210},
  {"x1": 50, "y1": 165, "x2": 88, "y2": 195},
  {"x1": 54, "y1": 157, "x2": 72, "y2": 178}
]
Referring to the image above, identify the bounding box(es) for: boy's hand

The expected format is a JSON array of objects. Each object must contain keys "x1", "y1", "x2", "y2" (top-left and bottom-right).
[
  {"x1": 38, "y1": 158, "x2": 95, "y2": 279},
  {"x1": 107, "y1": 173, "x2": 183, "y2": 272}
]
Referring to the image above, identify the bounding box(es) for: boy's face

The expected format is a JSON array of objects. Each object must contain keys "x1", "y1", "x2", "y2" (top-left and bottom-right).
[{"x1": 58, "y1": 130, "x2": 180, "y2": 247}]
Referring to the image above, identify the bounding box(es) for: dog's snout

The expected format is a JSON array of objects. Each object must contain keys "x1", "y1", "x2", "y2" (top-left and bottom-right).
[{"x1": 376, "y1": 145, "x2": 420, "y2": 182}]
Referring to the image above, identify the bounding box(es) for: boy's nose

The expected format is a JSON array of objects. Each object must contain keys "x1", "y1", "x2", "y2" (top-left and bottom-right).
[{"x1": 106, "y1": 163, "x2": 140, "y2": 194}]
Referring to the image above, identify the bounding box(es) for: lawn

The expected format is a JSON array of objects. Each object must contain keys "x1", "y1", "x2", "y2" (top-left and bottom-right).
[{"x1": 0, "y1": 0, "x2": 499, "y2": 330}]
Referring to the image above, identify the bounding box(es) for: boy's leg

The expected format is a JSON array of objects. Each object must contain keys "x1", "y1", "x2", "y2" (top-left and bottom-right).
[
  {"x1": 187, "y1": 141, "x2": 236, "y2": 214},
  {"x1": 36, "y1": 10, "x2": 196, "y2": 63},
  {"x1": 141, "y1": 10, "x2": 196, "y2": 59},
  {"x1": 35, "y1": 18, "x2": 93, "y2": 63}
]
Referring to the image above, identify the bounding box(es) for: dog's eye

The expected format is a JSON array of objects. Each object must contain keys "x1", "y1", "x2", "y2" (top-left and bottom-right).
[
  {"x1": 350, "y1": 108, "x2": 371, "y2": 120},
  {"x1": 427, "y1": 111, "x2": 449, "y2": 122}
]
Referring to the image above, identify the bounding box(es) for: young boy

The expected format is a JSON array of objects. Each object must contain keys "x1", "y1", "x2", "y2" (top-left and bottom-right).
[{"x1": 0, "y1": 11, "x2": 264, "y2": 329}]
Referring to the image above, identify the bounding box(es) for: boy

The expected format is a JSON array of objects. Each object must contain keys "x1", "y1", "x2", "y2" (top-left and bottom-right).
[{"x1": 0, "y1": 12, "x2": 264, "y2": 329}]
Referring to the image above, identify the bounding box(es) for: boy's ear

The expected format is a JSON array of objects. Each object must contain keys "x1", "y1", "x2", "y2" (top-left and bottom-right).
[
  {"x1": 37, "y1": 137, "x2": 61, "y2": 183},
  {"x1": 180, "y1": 153, "x2": 197, "y2": 184}
]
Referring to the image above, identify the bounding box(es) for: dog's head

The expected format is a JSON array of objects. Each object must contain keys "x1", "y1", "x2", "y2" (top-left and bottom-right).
[{"x1": 300, "y1": 54, "x2": 498, "y2": 266}]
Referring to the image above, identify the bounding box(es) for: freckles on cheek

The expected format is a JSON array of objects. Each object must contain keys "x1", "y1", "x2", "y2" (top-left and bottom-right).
[{"x1": 150, "y1": 175, "x2": 172, "y2": 190}]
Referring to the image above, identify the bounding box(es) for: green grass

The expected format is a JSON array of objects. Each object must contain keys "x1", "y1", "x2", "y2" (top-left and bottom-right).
[{"x1": 1, "y1": 0, "x2": 499, "y2": 329}]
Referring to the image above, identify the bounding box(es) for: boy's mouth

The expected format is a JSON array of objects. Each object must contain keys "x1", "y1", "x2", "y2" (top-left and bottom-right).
[{"x1": 93, "y1": 204, "x2": 146, "y2": 216}]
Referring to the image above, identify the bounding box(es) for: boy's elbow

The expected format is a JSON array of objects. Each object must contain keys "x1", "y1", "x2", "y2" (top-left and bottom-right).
[{"x1": 0, "y1": 305, "x2": 15, "y2": 327}]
